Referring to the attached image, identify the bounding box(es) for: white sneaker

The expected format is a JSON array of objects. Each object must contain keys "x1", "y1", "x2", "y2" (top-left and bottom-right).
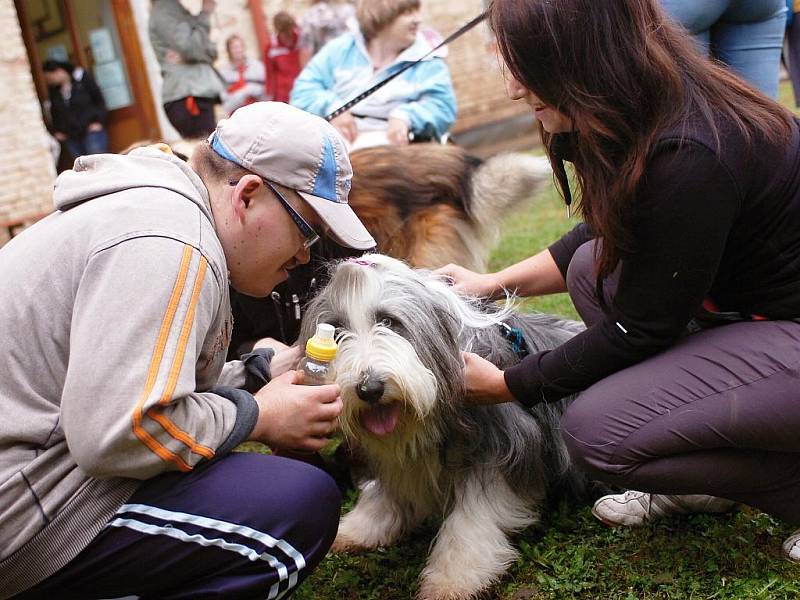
[
  {"x1": 782, "y1": 529, "x2": 800, "y2": 563},
  {"x1": 592, "y1": 491, "x2": 737, "y2": 527}
]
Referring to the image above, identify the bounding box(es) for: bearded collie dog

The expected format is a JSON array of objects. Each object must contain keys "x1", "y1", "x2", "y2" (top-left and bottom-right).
[{"x1": 299, "y1": 255, "x2": 593, "y2": 600}]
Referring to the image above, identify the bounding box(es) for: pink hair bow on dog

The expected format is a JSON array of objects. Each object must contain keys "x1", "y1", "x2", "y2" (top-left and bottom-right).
[{"x1": 347, "y1": 258, "x2": 376, "y2": 267}]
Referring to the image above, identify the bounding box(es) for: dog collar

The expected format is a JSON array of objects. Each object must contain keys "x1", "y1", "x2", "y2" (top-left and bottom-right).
[{"x1": 499, "y1": 322, "x2": 530, "y2": 360}]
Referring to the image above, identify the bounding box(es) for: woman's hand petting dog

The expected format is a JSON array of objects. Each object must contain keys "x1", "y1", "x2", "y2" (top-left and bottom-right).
[
  {"x1": 435, "y1": 264, "x2": 503, "y2": 299},
  {"x1": 461, "y1": 351, "x2": 515, "y2": 405},
  {"x1": 249, "y1": 371, "x2": 342, "y2": 452}
]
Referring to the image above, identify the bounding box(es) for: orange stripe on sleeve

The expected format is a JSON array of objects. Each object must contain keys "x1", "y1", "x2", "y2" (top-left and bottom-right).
[
  {"x1": 147, "y1": 256, "x2": 216, "y2": 460},
  {"x1": 131, "y1": 245, "x2": 194, "y2": 472}
]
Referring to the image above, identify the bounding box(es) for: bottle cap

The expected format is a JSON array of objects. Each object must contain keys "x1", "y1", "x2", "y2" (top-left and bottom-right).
[{"x1": 306, "y1": 323, "x2": 338, "y2": 361}]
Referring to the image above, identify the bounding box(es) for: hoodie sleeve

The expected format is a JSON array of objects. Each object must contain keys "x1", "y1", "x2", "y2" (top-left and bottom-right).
[
  {"x1": 290, "y1": 38, "x2": 348, "y2": 117},
  {"x1": 61, "y1": 236, "x2": 256, "y2": 480},
  {"x1": 389, "y1": 58, "x2": 457, "y2": 139}
]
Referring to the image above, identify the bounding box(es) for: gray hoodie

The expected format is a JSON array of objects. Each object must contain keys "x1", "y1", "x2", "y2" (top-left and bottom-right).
[{"x1": 0, "y1": 148, "x2": 259, "y2": 597}]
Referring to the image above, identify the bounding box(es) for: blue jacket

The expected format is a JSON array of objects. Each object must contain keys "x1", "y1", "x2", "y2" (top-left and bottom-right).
[{"x1": 290, "y1": 29, "x2": 457, "y2": 140}]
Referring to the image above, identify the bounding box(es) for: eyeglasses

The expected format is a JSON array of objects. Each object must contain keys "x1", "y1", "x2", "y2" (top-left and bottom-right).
[{"x1": 229, "y1": 178, "x2": 320, "y2": 250}]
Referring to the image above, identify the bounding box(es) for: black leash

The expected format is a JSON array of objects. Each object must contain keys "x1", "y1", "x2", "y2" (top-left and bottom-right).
[{"x1": 325, "y1": 11, "x2": 488, "y2": 122}]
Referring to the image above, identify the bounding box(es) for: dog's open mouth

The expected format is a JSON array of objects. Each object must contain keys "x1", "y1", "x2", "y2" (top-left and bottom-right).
[{"x1": 359, "y1": 402, "x2": 401, "y2": 436}]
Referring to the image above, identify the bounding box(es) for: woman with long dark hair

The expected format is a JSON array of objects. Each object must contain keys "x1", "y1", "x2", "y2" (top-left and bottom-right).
[{"x1": 438, "y1": 0, "x2": 800, "y2": 560}]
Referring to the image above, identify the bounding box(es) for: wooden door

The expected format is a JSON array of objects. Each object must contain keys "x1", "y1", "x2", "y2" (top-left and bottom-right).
[{"x1": 15, "y1": 0, "x2": 161, "y2": 153}]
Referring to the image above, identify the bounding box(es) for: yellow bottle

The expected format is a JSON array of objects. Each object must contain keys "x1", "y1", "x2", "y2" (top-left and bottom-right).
[{"x1": 299, "y1": 323, "x2": 338, "y2": 385}]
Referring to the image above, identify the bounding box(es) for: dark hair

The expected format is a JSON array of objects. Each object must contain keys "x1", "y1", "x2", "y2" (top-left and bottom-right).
[
  {"x1": 490, "y1": 0, "x2": 794, "y2": 279},
  {"x1": 42, "y1": 59, "x2": 74, "y2": 74},
  {"x1": 191, "y1": 141, "x2": 249, "y2": 187}
]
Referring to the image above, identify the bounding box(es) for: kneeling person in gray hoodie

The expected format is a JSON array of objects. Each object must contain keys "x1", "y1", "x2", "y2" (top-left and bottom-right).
[{"x1": 0, "y1": 102, "x2": 376, "y2": 599}]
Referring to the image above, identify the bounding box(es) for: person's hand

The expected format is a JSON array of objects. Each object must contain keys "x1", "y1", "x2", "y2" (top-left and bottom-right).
[
  {"x1": 386, "y1": 117, "x2": 410, "y2": 145},
  {"x1": 435, "y1": 263, "x2": 503, "y2": 299},
  {"x1": 54, "y1": 131, "x2": 67, "y2": 142},
  {"x1": 268, "y1": 344, "x2": 303, "y2": 378},
  {"x1": 331, "y1": 111, "x2": 357, "y2": 144},
  {"x1": 87, "y1": 122, "x2": 103, "y2": 132},
  {"x1": 253, "y1": 336, "x2": 290, "y2": 353},
  {"x1": 201, "y1": 0, "x2": 217, "y2": 14},
  {"x1": 461, "y1": 351, "x2": 515, "y2": 405},
  {"x1": 164, "y1": 49, "x2": 184, "y2": 65},
  {"x1": 250, "y1": 370, "x2": 342, "y2": 452}
]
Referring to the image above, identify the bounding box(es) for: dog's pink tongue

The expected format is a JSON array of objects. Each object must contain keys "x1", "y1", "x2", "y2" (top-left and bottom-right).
[{"x1": 360, "y1": 403, "x2": 400, "y2": 436}]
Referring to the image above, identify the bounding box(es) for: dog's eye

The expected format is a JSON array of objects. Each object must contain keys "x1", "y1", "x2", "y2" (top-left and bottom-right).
[{"x1": 376, "y1": 314, "x2": 399, "y2": 331}]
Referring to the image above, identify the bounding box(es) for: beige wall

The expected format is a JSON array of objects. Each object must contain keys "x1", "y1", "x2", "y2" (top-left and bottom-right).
[{"x1": 0, "y1": 0, "x2": 57, "y2": 244}]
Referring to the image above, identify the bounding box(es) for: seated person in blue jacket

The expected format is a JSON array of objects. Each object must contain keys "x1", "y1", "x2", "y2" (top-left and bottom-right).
[{"x1": 290, "y1": 0, "x2": 456, "y2": 150}]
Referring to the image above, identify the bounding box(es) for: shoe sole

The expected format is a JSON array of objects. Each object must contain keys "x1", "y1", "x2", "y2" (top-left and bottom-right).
[{"x1": 591, "y1": 506, "x2": 637, "y2": 528}]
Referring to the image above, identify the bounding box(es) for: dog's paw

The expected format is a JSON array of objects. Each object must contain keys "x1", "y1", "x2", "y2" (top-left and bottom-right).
[
  {"x1": 417, "y1": 577, "x2": 488, "y2": 600},
  {"x1": 331, "y1": 532, "x2": 370, "y2": 553},
  {"x1": 331, "y1": 521, "x2": 386, "y2": 553}
]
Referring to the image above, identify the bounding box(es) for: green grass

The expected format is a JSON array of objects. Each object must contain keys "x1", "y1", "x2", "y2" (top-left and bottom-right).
[
  {"x1": 487, "y1": 171, "x2": 581, "y2": 320},
  {"x1": 268, "y1": 83, "x2": 800, "y2": 598}
]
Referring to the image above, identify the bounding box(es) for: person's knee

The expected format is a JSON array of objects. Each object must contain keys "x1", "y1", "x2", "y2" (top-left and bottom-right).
[
  {"x1": 560, "y1": 392, "x2": 627, "y2": 481},
  {"x1": 294, "y1": 461, "x2": 342, "y2": 540},
  {"x1": 565, "y1": 241, "x2": 596, "y2": 294},
  {"x1": 208, "y1": 453, "x2": 341, "y2": 543}
]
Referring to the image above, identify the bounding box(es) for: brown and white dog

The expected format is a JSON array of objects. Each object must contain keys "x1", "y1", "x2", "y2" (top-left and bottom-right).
[{"x1": 347, "y1": 143, "x2": 551, "y2": 271}]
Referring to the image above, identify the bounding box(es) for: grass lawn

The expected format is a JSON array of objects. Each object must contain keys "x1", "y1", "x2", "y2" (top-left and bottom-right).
[{"x1": 274, "y1": 81, "x2": 800, "y2": 599}]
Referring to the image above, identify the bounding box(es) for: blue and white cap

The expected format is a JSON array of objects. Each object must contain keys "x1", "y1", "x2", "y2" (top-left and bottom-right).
[{"x1": 208, "y1": 102, "x2": 376, "y2": 250}]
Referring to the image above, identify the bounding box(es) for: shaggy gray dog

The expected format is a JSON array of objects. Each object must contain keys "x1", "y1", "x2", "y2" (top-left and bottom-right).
[{"x1": 299, "y1": 254, "x2": 590, "y2": 600}]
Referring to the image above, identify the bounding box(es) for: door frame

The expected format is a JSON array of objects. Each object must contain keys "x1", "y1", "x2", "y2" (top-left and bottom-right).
[{"x1": 14, "y1": 0, "x2": 162, "y2": 148}]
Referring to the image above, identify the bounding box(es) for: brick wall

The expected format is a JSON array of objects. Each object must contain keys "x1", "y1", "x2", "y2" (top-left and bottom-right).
[{"x1": 0, "y1": 0, "x2": 57, "y2": 244}]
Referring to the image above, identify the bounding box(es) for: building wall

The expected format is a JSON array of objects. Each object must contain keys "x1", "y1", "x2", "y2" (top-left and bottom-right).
[{"x1": 0, "y1": 0, "x2": 57, "y2": 244}]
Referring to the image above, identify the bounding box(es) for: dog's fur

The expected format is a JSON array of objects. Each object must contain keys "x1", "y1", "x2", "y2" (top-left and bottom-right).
[
  {"x1": 348, "y1": 144, "x2": 551, "y2": 271},
  {"x1": 299, "y1": 254, "x2": 589, "y2": 600}
]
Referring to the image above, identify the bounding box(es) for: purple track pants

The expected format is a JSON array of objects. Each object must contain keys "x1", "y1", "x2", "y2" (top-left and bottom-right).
[
  {"x1": 14, "y1": 452, "x2": 341, "y2": 599},
  {"x1": 561, "y1": 241, "x2": 800, "y2": 525}
]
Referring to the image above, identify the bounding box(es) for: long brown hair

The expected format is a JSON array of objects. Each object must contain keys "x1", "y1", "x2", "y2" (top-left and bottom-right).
[{"x1": 490, "y1": 0, "x2": 794, "y2": 279}]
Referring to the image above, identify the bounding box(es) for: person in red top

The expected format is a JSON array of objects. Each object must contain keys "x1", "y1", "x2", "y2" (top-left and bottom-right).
[{"x1": 267, "y1": 11, "x2": 303, "y2": 103}]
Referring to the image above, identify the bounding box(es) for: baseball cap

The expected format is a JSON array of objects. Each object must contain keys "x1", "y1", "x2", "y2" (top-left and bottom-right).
[{"x1": 207, "y1": 102, "x2": 376, "y2": 250}]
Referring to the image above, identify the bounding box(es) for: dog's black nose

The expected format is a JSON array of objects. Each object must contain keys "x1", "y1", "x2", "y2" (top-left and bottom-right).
[{"x1": 356, "y1": 373, "x2": 385, "y2": 404}]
